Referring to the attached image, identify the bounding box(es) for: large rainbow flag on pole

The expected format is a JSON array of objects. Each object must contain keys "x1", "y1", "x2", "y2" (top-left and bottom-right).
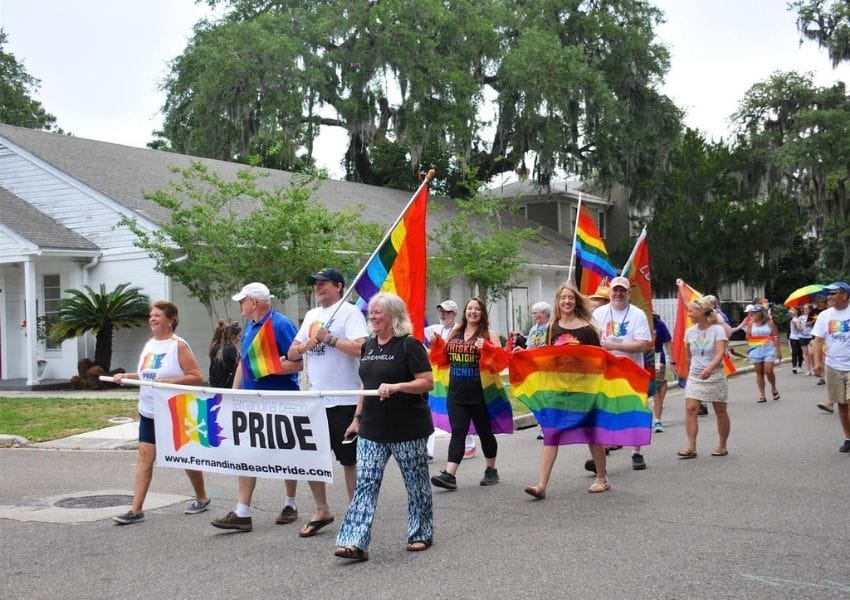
[
  {"x1": 353, "y1": 172, "x2": 430, "y2": 340},
  {"x1": 621, "y1": 226, "x2": 654, "y2": 329},
  {"x1": 427, "y1": 336, "x2": 514, "y2": 434},
  {"x1": 242, "y1": 318, "x2": 284, "y2": 380},
  {"x1": 574, "y1": 203, "x2": 617, "y2": 296},
  {"x1": 671, "y1": 279, "x2": 736, "y2": 381},
  {"x1": 510, "y1": 345, "x2": 652, "y2": 446}
]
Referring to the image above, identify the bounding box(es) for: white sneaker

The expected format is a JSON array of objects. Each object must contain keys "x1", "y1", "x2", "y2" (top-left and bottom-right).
[{"x1": 653, "y1": 421, "x2": 664, "y2": 433}]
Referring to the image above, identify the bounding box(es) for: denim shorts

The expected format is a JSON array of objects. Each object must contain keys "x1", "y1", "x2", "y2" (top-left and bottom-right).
[{"x1": 138, "y1": 414, "x2": 156, "y2": 444}]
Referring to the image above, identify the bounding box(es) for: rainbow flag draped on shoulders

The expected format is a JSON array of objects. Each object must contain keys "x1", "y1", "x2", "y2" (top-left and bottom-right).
[
  {"x1": 354, "y1": 181, "x2": 428, "y2": 340},
  {"x1": 575, "y1": 204, "x2": 617, "y2": 296},
  {"x1": 427, "y1": 336, "x2": 514, "y2": 434},
  {"x1": 510, "y1": 345, "x2": 652, "y2": 446},
  {"x1": 672, "y1": 279, "x2": 736, "y2": 381},
  {"x1": 242, "y1": 318, "x2": 283, "y2": 380}
]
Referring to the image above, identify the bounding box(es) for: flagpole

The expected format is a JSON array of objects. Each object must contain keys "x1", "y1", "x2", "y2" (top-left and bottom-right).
[
  {"x1": 330, "y1": 169, "x2": 435, "y2": 319},
  {"x1": 568, "y1": 192, "x2": 582, "y2": 285},
  {"x1": 622, "y1": 225, "x2": 647, "y2": 275}
]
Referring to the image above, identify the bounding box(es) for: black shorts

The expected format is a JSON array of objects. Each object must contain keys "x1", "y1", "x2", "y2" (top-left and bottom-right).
[
  {"x1": 798, "y1": 337, "x2": 811, "y2": 347},
  {"x1": 326, "y1": 405, "x2": 357, "y2": 466},
  {"x1": 138, "y1": 414, "x2": 156, "y2": 444}
]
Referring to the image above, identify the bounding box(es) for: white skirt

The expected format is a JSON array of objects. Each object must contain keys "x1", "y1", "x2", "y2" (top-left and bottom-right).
[{"x1": 684, "y1": 368, "x2": 728, "y2": 403}]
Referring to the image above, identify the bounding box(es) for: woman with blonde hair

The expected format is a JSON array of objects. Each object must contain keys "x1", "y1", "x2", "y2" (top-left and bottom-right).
[
  {"x1": 524, "y1": 282, "x2": 608, "y2": 497},
  {"x1": 678, "y1": 297, "x2": 730, "y2": 458}
]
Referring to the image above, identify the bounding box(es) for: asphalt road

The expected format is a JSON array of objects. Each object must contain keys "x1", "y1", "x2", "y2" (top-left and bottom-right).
[{"x1": 1, "y1": 364, "x2": 847, "y2": 600}]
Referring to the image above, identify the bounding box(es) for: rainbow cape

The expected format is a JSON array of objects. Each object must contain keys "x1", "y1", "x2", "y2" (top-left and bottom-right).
[
  {"x1": 427, "y1": 336, "x2": 514, "y2": 435},
  {"x1": 242, "y1": 317, "x2": 283, "y2": 380},
  {"x1": 354, "y1": 183, "x2": 428, "y2": 340},
  {"x1": 510, "y1": 345, "x2": 652, "y2": 446},
  {"x1": 746, "y1": 335, "x2": 772, "y2": 352},
  {"x1": 575, "y1": 204, "x2": 617, "y2": 296},
  {"x1": 672, "y1": 279, "x2": 736, "y2": 381},
  {"x1": 168, "y1": 393, "x2": 225, "y2": 451}
]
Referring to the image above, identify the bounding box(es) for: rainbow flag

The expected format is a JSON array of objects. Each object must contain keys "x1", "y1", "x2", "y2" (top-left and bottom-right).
[
  {"x1": 354, "y1": 183, "x2": 428, "y2": 340},
  {"x1": 621, "y1": 227, "x2": 656, "y2": 391},
  {"x1": 242, "y1": 318, "x2": 283, "y2": 380},
  {"x1": 510, "y1": 345, "x2": 652, "y2": 446},
  {"x1": 575, "y1": 204, "x2": 616, "y2": 296},
  {"x1": 672, "y1": 279, "x2": 736, "y2": 381},
  {"x1": 746, "y1": 335, "x2": 772, "y2": 352},
  {"x1": 427, "y1": 336, "x2": 514, "y2": 434},
  {"x1": 168, "y1": 393, "x2": 225, "y2": 451}
]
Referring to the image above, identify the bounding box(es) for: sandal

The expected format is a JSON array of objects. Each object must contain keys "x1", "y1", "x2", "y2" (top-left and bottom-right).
[
  {"x1": 711, "y1": 449, "x2": 728, "y2": 456},
  {"x1": 524, "y1": 485, "x2": 546, "y2": 500},
  {"x1": 587, "y1": 480, "x2": 610, "y2": 493},
  {"x1": 756, "y1": 398, "x2": 767, "y2": 403},
  {"x1": 406, "y1": 539, "x2": 433, "y2": 552},
  {"x1": 677, "y1": 449, "x2": 697, "y2": 459},
  {"x1": 772, "y1": 391, "x2": 780, "y2": 401},
  {"x1": 334, "y1": 545, "x2": 369, "y2": 562}
]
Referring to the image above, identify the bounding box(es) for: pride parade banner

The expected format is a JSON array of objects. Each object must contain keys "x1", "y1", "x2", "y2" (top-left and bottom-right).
[{"x1": 149, "y1": 382, "x2": 336, "y2": 482}]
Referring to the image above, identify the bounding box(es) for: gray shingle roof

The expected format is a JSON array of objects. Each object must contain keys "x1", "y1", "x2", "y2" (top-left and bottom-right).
[
  {"x1": 0, "y1": 186, "x2": 99, "y2": 251},
  {"x1": 0, "y1": 124, "x2": 572, "y2": 265}
]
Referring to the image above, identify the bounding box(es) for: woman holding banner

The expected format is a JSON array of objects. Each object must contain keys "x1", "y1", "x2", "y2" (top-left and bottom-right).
[
  {"x1": 112, "y1": 301, "x2": 210, "y2": 525},
  {"x1": 678, "y1": 297, "x2": 730, "y2": 458},
  {"x1": 334, "y1": 293, "x2": 434, "y2": 562},
  {"x1": 523, "y1": 282, "x2": 608, "y2": 498}
]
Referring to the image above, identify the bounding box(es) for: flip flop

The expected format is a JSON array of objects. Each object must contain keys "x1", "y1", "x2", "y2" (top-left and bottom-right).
[
  {"x1": 757, "y1": 398, "x2": 767, "y2": 403},
  {"x1": 772, "y1": 391, "x2": 781, "y2": 401},
  {"x1": 334, "y1": 545, "x2": 368, "y2": 562},
  {"x1": 677, "y1": 449, "x2": 697, "y2": 459},
  {"x1": 298, "y1": 517, "x2": 334, "y2": 538},
  {"x1": 524, "y1": 485, "x2": 546, "y2": 500},
  {"x1": 406, "y1": 539, "x2": 433, "y2": 552},
  {"x1": 711, "y1": 449, "x2": 729, "y2": 456},
  {"x1": 817, "y1": 403, "x2": 834, "y2": 413},
  {"x1": 587, "y1": 480, "x2": 611, "y2": 493}
]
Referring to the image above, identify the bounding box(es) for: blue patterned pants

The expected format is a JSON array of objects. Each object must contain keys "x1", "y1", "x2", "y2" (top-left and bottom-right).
[{"x1": 335, "y1": 436, "x2": 433, "y2": 552}]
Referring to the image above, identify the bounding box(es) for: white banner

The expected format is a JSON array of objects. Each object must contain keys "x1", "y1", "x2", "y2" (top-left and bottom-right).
[{"x1": 151, "y1": 383, "x2": 334, "y2": 483}]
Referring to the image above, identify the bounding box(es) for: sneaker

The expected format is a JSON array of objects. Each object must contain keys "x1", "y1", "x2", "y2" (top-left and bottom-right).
[
  {"x1": 792, "y1": 368, "x2": 798, "y2": 374},
  {"x1": 184, "y1": 498, "x2": 211, "y2": 515},
  {"x1": 480, "y1": 467, "x2": 500, "y2": 486},
  {"x1": 463, "y1": 447, "x2": 477, "y2": 459},
  {"x1": 632, "y1": 453, "x2": 647, "y2": 470},
  {"x1": 431, "y1": 470, "x2": 457, "y2": 490},
  {"x1": 584, "y1": 459, "x2": 597, "y2": 473},
  {"x1": 698, "y1": 403, "x2": 709, "y2": 416},
  {"x1": 275, "y1": 505, "x2": 298, "y2": 524},
  {"x1": 817, "y1": 378, "x2": 826, "y2": 385},
  {"x1": 840, "y1": 439, "x2": 850, "y2": 453},
  {"x1": 211, "y1": 511, "x2": 253, "y2": 532},
  {"x1": 653, "y1": 421, "x2": 665, "y2": 433},
  {"x1": 113, "y1": 510, "x2": 144, "y2": 525}
]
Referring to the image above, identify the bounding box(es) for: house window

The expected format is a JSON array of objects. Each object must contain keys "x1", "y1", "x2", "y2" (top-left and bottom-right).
[
  {"x1": 43, "y1": 274, "x2": 61, "y2": 350},
  {"x1": 597, "y1": 210, "x2": 607, "y2": 239}
]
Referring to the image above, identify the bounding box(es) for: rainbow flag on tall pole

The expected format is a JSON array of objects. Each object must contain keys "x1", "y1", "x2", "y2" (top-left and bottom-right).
[
  {"x1": 350, "y1": 170, "x2": 433, "y2": 340},
  {"x1": 573, "y1": 200, "x2": 617, "y2": 296},
  {"x1": 672, "y1": 279, "x2": 736, "y2": 381},
  {"x1": 620, "y1": 226, "x2": 654, "y2": 329}
]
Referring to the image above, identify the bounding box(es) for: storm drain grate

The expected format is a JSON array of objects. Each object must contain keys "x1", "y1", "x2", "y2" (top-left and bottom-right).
[{"x1": 54, "y1": 494, "x2": 133, "y2": 509}]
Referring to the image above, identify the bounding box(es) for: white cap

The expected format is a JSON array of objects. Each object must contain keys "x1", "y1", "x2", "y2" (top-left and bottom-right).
[
  {"x1": 743, "y1": 304, "x2": 754, "y2": 313},
  {"x1": 437, "y1": 300, "x2": 458, "y2": 313},
  {"x1": 610, "y1": 276, "x2": 631, "y2": 290},
  {"x1": 232, "y1": 282, "x2": 272, "y2": 302}
]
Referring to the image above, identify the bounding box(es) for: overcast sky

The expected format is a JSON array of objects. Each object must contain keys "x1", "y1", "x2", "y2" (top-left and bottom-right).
[{"x1": 3, "y1": 0, "x2": 849, "y2": 180}]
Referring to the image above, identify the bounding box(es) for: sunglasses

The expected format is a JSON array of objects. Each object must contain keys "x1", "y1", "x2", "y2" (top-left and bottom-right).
[{"x1": 827, "y1": 290, "x2": 841, "y2": 296}]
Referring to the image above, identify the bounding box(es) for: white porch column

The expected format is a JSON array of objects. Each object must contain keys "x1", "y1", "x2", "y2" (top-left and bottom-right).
[{"x1": 24, "y1": 257, "x2": 38, "y2": 385}]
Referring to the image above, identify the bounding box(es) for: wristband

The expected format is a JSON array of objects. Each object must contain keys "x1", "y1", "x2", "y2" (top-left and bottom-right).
[
  {"x1": 353, "y1": 414, "x2": 362, "y2": 421},
  {"x1": 326, "y1": 335, "x2": 338, "y2": 348}
]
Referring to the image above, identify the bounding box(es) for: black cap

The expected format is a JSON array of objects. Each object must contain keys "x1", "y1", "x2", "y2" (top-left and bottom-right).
[{"x1": 308, "y1": 267, "x2": 345, "y2": 285}]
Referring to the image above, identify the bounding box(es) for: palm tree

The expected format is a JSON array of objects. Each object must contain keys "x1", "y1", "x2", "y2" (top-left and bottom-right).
[{"x1": 49, "y1": 283, "x2": 150, "y2": 371}]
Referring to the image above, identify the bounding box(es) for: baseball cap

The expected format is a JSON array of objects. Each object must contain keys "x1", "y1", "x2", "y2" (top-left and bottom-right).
[
  {"x1": 308, "y1": 267, "x2": 345, "y2": 285},
  {"x1": 437, "y1": 300, "x2": 458, "y2": 312},
  {"x1": 589, "y1": 285, "x2": 610, "y2": 301},
  {"x1": 610, "y1": 276, "x2": 631, "y2": 290},
  {"x1": 825, "y1": 280, "x2": 850, "y2": 294},
  {"x1": 746, "y1": 304, "x2": 764, "y2": 313},
  {"x1": 232, "y1": 282, "x2": 272, "y2": 302}
]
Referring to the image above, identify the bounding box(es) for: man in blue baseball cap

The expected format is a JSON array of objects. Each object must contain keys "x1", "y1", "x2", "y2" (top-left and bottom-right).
[{"x1": 811, "y1": 281, "x2": 850, "y2": 453}]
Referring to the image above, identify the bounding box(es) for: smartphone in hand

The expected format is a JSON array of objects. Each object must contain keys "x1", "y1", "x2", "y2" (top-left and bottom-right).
[{"x1": 341, "y1": 433, "x2": 358, "y2": 445}]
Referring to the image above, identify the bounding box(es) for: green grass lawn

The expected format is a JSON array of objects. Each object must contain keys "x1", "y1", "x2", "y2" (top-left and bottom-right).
[{"x1": 0, "y1": 397, "x2": 138, "y2": 442}]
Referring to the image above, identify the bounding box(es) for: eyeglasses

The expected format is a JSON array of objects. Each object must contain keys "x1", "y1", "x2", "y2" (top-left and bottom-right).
[{"x1": 827, "y1": 291, "x2": 841, "y2": 296}]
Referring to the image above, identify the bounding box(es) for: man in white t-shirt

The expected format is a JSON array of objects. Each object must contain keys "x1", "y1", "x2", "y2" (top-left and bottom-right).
[
  {"x1": 811, "y1": 280, "x2": 850, "y2": 453},
  {"x1": 592, "y1": 276, "x2": 653, "y2": 470},
  {"x1": 287, "y1": 268, "x2": 368, "y2": 537}
]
